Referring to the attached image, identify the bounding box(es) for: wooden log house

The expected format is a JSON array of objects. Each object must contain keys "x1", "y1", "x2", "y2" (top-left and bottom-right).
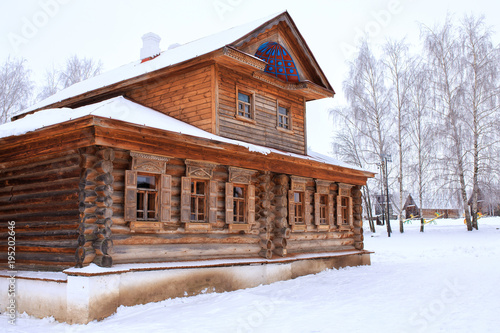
[
  {"x1": 1, "y1": 12, "x2": 373, "y2": 285},
  {"x1": 0, "y1": 12, "x2": 374, "y2": 271}
]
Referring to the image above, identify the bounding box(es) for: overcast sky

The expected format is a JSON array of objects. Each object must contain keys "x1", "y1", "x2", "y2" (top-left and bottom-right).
[{"x1": 1, "y1": 0, "x2": 499, "y2": 155}]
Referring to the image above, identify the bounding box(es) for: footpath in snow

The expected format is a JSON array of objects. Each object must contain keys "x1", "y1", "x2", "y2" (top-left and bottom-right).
[{"x1": 2, "y1": 217, "x2": 499, "y2": 333}]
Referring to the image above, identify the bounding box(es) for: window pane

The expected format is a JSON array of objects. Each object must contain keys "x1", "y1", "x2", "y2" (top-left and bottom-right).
[
  {"x1": 137, "y1": 192, "x2": 144, "y2": 210},
  {"x1": 238, "y1": 92, "x2": 250, "y2": 103},
  {"x1": 198, "y1": 198, "x2": 205, "y2": 217},
  {"x1": 234, "y1": 186, "x2": 244, "y2": 198},
  {"x1": 278, "y1": 106, "x2": 288, "y2": 115},
  {"x1": 196, "y1": 182, "x2": 205, "y2": 195},
  {"x1": 294, "y1": 192, "x2": 302, "y2": 203},
  {"x1": 238, "y1": 202, "x2": 244, "y2": 220},
  {"x1": 148, "y1": 193, "x2": 156, "y2": 210},
  {"x1": 137, "y1": 175, "x2": 156, "y2": 189}
]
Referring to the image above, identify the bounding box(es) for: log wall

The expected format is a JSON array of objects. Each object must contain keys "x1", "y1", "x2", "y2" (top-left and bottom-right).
[
  {"x1": 107, "y1": 153, "x2": 361, "y2": 265},
  {"x1": 217, "y1": 66, "x2": 306, "y2": 155},
  {"x1": 0, "y1": 148, "x2": 364, "y2": 271},
  {"x1": 0, "y1": 150, "x2": 81, "y2": 270}
]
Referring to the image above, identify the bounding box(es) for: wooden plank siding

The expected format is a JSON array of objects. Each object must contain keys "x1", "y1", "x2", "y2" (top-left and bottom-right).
[
  {"x1": 0, "y1": 150, "x2": 81, "y2": 270},
  {"x1": 126, "y1": 64, "x2": 214, "y2": 133},
  {"x1": 217, "y1": 66, "x2": 306, "y2": 155}
]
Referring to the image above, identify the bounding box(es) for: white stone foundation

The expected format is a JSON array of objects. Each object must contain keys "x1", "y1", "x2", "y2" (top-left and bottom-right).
[{"x1": 0, "y1": 251, "x2": 370, "y2": 324}]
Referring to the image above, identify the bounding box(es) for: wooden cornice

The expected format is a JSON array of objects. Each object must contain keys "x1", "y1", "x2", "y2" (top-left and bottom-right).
[
  {"x1": 0, "y1": 115, "x2": 374, "y2": 184},
  {"x1": 221, "y1": 46, "x2": 266, "y2": 70},
  {"x1": 252, "y1": 71, "x2": 334, "y2": 101}
]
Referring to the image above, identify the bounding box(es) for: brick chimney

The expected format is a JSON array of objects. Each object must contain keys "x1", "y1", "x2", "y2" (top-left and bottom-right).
[{"x1": 140, "y1": 32, "x2": 161, "y2": 62}]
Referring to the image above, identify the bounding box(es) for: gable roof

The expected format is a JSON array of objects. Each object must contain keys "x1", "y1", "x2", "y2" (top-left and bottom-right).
[{"x1": 17, "y1": 11, "x2": 332, "y2": 119}]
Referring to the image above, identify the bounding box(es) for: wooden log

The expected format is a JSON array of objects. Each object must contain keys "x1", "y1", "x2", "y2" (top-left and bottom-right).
[
  {"x1": 95, "y1": 207, "x2": 113, "y2": 219},
  {"x1": 95, "y1": 184, "x2": 114, "y2": 196},
  {"x1": 273, "y1": 247, "x2": 287, "y2": 257},
  {"x1": 112, "y1": 243, "x2": 262, "y2": 262},
  {"x1": 260, "y1": 239, "x2": 275, "y2": 250},
  {"x1": 273, "y1": 237, "x2": 287, "y2": 248},
  {"x1": 96, "y1": 196, "x2": 114, "y2": 208},
  {"x1": 94, "y1": 160, "x2": 113, "y2": 174},
  {"x1": 95, "y1": 173, "x2": 114, "y2": 185},
  {"x1": 353, "y1": 234, "x2": 364, "y2": 242},
  {"x1": 112, "y1": 233, "x2": 260, "y2": 245},
  {"x1": 96, "y1": 148, "x2": 115, "y2": 161},
  {"x1": 75, "y1": 246, "x2": 96, "y2": 265},
  {"x1": 96, "y1": 217, "x2": 113, "y2": 228},
  {"x1": 97, "y1": 226, "x2": 112, "y2": 238},
  {"x1": 259, "y1": 249, "x2": 273, "y2": 259},
  {"x1": 288, "y1": 231, "x2": 354, "y2": 241},
  {"x1": 78, "y1": 223, "x2": 98, "y2": 235},
  {"x1": 286, "y1": 238, "x2": 355, "y2": 252},
  {"x1": 280, "y1": 227, "x2": 291, "y2": 239},
  {"x1": 93, "y1": 238, "x2": 114, "y2": 255},
  {"x1": 79, "y1": 189, "x2": 97, "y2": 203},
  {"x1": 78, "y1": 233, "x2": 97, "y2": 246},
  {"x1": 354, "y1": 241, "x2": 364, "y2": 250},
  {"x1": 93, "y1": 255, "x2": 113, "y2": 267}
]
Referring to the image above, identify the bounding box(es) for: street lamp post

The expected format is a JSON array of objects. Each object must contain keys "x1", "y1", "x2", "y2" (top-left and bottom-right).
[{"x1": 382, "y1": 154, "x2": 392, "y2": 237}]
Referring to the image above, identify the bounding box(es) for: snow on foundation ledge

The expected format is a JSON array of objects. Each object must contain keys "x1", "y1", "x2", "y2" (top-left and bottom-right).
[
  {"x1": 62, "y1": 250, "x2": 371, "y2": 277},
  {"x1": 0, "y1": 96, "x2": 369, "y2": 173}
]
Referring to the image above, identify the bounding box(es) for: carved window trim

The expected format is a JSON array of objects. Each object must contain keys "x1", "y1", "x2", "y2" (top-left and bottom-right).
[
  {"x1": 289, "y1": 176, "x2": 312, "y2": 232},
  {"x1": 181, "y1": 160, "x2": 218, "y2": 232},
  {"x1": 314, "y1": 179, "x2": 335, "y2": 231},
  {"x1": 235, "y1": 87, "x2": 256, "y2": 124},
  {"x1": 276, "y1": 100, "x2": 293, "y2": 133},
  {"x1": 125, "y1": 152, "x2": 171, "y2": 233},
  {"x1": 337, "y1": 183, "x2": 354, "y2": 230}
]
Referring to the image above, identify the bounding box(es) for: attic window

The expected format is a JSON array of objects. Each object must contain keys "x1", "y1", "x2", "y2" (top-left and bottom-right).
[{"x1": 254, "y1": 42, "x2": 300, "y2": 83}]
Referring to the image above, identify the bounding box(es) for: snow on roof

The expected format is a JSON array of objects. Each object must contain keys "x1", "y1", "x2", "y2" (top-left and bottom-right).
[
  {"x1": 0, "y1": 96, "x2": 369, "y2": 173},
  {"x1": 20, "y1": 12, "x2": 285, "y2": 115}
]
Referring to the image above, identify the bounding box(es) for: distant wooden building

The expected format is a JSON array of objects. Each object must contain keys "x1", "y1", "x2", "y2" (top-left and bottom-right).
[
  {"x1": 402, "y1": 194, "x2": 419, "y2": 219},
  {"x1": 0, "y1": 12, "x2": 374, "y2": 322}
]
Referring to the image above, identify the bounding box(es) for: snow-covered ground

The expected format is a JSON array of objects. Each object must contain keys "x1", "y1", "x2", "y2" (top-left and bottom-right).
[{"x1": 2, "y1": 217, "x2": 499, "y2": 333}]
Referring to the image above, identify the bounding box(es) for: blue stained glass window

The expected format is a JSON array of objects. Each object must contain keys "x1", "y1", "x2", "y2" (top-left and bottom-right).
[{"x1": 254, "y1": 42, "x2": 300, "y2": 83}]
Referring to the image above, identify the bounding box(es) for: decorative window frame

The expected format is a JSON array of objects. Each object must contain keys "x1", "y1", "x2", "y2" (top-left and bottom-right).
[
  {"x1": 125, "y1": 152, "x2": 171, "y2": 233},
  {"x1": 181, "y1": 160, "x2": 218, "y2": 232},
  {"x1": 288, "y1": 176, "x2": 313, "y2": 232},
  {"x1": 276, "y1": 100, "x2": 293, "y2": 133},
  {"x1": 235, "y1": 86, "x2": 256, "y2": 124},
  {"x1": 226, "y1": 167, "x2": 257, "y2": 233},
  {"x1": 314, "y1": 179, "x2": 335, "y2": 231},
  {"x1": 337, "y1": 183, "x2": 354, "y2": 230}
]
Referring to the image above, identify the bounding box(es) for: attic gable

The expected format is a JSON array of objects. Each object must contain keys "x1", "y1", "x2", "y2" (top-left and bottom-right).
[{"x1": 231, "y1": 12, "x2": 333, "y2": 92}]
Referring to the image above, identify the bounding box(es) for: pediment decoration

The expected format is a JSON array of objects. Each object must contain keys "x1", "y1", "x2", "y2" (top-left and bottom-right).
[
  {"x1": 291, "y1": 175, "x2": 311, "y2": 192},
  {"x1": 315, "y1": 179, "x2": 332, "y2": 195},
  {"x1": 228, "y1": 167, "x2": 257, "y2": 184},
  {"x1": 130, "y1": 152, "x2": 169, "y2": 174},
  {"x1": 338, "y1": 183, "x2": 353, "y2": 197},
  {"x1": 185, "y1": 160, "x2": 217, "y2": 179}
]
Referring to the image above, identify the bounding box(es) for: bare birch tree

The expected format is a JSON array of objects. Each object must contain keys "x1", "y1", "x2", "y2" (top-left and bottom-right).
[
  {"x1": 38, "y1": 55, "x2": 103, "y2": 101},
  {"x1": 59, "y1": 55, "x2": 103, "y2": 88},
  {"x1": 336, "y1": 41, "x2": 393, "y2": 235},
  {"x1": 383, "y1": 39, "x2": 415, "y2": 233},
  {"x1": 0, "y1": 57, "x2": 33, "y2": 124},
  {"x1": 459, "y1": 14, "x2": 500, "y2": 229},
  {"x1": 407, "y1": 61, "x2": 434, "y2": 225},
  {"x1": 422, "y1": 17, "x2": 473, "y2": 230}
]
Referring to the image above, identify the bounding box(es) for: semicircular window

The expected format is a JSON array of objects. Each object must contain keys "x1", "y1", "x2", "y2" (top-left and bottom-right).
[{"x1": 255, "y1": 42, "x2": 300, "y2": 83}]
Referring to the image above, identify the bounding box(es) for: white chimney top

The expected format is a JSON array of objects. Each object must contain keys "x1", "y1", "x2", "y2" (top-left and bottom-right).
[{"x1": 140, "y1": 32, "x2": 161, "y2": 61}]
